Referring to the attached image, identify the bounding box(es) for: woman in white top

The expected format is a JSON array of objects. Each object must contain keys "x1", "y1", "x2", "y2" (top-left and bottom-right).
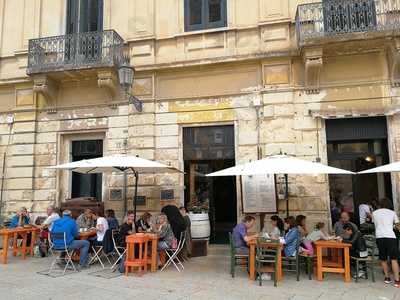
[{"x1": 372, "y1": 198, "x2": 400, "y2": 286}]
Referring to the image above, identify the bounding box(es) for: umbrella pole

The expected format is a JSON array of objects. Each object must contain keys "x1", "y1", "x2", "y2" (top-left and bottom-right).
[
  {"x1": 123, "y1": 170, "x2": 127, "y2": 215},
  {"x1": 133, "y1": 170, "x2": 139, "y2": 231},
  {"x1": 285, "y1": 174, "x2": 289, "y2": 218}
]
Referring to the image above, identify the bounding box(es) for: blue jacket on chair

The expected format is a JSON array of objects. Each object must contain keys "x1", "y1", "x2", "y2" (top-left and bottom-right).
[{"x1": 51, "y1": 216, "x2": 79, "y2": 249}]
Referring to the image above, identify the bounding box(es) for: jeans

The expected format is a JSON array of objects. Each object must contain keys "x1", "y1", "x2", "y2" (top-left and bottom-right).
[{"x1": 68, "y1": 240, "x2": 90, "y2": 266}]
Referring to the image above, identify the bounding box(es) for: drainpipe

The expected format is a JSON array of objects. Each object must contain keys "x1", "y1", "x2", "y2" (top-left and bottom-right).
[{"x1": 0, "y1": 114, "x2": 14, "y2": 223}]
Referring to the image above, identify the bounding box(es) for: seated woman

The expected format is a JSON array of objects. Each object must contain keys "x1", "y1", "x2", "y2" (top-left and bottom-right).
[
  {"x1": 136, "y1": 212, "x2": 152, "y2": 233},
  {"x1": 106, "y1": 209, "x2": 119, "y2": 231},
  {"x1": 264, "y1": 215, "x2": 284, "y2": 239},
  {"x1": 90, "y1": 212, "x2": 109, "y2": 247},
  {"x1": 302, "y1": 222, "x2": 332, "y2": 255},
  {"x1": 154, "y1": 213, "x2": 175, "y2": 251},
  {"x1": 296, "y1": 215, "x2": 308, "y2": 239},
  {"x1": 284, "y1": 216, "x2": 300, "y2": 257}
]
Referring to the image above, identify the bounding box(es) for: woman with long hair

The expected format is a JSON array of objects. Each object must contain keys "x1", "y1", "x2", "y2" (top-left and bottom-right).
[{"x1": 161, "y1": 205, "x2": 187, "y2": 240}]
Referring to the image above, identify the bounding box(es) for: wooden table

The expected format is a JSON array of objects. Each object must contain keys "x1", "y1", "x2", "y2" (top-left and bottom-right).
[
  {"x1": 0, "y1": 227, "x2": 39, "y2": 264},
  {"x1": 144, "y1": 233, "x2": 159, "y2": 272},
  {"x1": 314, "y1": 240, "x2": 351, "y2": 282},
  {"x1": 78, "y1": 230, "x2": 97, "y2": 240},
  {"x1": 248, "y1": 239, "x2": 283, "y2": 281}
]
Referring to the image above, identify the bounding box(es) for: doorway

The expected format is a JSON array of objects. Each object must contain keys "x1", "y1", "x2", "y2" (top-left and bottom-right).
[
  {"x1": 183, "y1": 125, "x2": 236, "y2": 244},
  {"x1": 326, "y1": 117, "x2": 392, "y2": 225},
  {"x1": 71, "y1": 140, "x2": 103, "y2": 201}
]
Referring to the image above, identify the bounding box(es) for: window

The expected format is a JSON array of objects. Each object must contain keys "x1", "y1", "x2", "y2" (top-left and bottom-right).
[
  {"x1": 66, "y1": 0, "x2": 103, "y2": 34},
  {"x1": 185, "y1": 0, "x2": 227, "y2": 32}
]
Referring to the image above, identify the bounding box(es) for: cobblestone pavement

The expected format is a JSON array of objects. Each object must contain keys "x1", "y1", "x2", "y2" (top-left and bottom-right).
[{"x1": 1, "y1": 245, "x2": 400, "y2": 300}]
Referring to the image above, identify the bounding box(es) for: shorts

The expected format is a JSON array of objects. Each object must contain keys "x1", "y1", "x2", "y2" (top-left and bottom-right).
[{"x1": 376, "y1": 238, "x2": 399, "y2": 260}]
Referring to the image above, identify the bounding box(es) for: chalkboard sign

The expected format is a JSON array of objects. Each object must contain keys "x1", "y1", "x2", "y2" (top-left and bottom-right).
[
  {"x1": 161, "y1": 189, "x2": 174, "y2": 200},
  {"x1": 242, "y1": 174, "x2": 277, "y2": 213},
  {"x1": 135, "y1": 196, "x2": 146, "y2": 206}
]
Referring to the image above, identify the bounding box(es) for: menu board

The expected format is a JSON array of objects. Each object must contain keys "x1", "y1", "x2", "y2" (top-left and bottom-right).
[{"x1": 242, "y1": 174, "x2": 277, "y2": 213}]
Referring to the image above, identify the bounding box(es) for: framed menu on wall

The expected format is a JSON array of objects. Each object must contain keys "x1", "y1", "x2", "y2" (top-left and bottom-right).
[{"x1": 242, "y1": 174, "x2": 277, "y2": 213}]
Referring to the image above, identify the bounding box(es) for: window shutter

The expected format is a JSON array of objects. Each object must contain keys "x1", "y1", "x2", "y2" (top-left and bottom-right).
[{"x1": 66, "y1": 0, "x2": 78, "y2": 34}]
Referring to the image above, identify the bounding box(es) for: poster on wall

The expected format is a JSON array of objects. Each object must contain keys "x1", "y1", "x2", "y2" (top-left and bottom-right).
[{"x1": 242, "y1": 174, "x2": 277, "y2": 213}]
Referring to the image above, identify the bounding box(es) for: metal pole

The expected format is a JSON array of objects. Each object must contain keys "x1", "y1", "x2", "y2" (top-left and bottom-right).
[
  {"x1": 133, "y1": 170, "x2": 139, "y2": 231},
  {"x1": 285, "y1": 174, "x2": 289, "y2": 218},
  {"x1": 123, "y1": 170, "x2": 127, "y2": 215}
]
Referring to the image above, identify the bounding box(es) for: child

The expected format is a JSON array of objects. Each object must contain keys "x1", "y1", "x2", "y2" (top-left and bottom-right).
[{"x1": 302, "y1": 222, "x2": 331, "y2": 255}]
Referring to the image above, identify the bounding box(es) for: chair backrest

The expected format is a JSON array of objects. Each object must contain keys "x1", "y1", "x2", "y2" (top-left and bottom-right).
[
  {"x1": 111, "y1": 229, "x2": 120, "y2": 249},
  {"x1": 256, "y1": 243, "x2": 279, "y2": 261},
  {"x1": 229, "y1": 232, "x2": 236, "y2": 256},
  {"x1": 363, "y1": 234, "x2": 377, "y2": 258},
  {"x1": 49, "y1": 232, "x2": 67, "y2": 251},
  {"x1": 175, "y1": 231, "x2": 186, "y2": 252}
]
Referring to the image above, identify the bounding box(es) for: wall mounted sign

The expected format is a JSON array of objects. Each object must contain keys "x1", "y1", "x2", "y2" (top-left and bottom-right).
[
  {"x1": 135, "y1": 196, "x2": 146, "y2": 206},
  {"x1": 109, "y1": 189, "x2": 123, "y2": 201},
  {"x1": 242, "y1": 174, "x2": 277, "y2": 213},
  {"x1": 161, "y1": 189, "x2": 174, "y2": 200}
]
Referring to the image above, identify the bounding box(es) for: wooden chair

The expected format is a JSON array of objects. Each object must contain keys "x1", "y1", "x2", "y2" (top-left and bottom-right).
[
  {"x1": 256, "y1": 244, "x2": 279, "y2": 287},
  {"x1": 124, "y1": 234, "x2": 149, "y2": 276},
  {"x1": 351, "y1": 235, "x2": 377, "y2": 282},
  {"x1": 299, "y1": 252, "x2": 315, "y2": 280},
  {"x1": 228, "y1": 232, "x2": 248, "y2": 278},
  {"x1": 282, "y1": 238, "x2": 301, "y2": 281}
]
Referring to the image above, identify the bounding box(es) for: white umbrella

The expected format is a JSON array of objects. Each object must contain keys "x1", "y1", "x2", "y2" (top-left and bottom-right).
[
  {"x1": 206, "y1": 155, "x2": 354, "y2": 216},
  {"x1": 358, "y1": 161, "x2": 400, "y2": 174},
  {"x1": 50, "y1": 154, "x2": 182, "y2": 223}
]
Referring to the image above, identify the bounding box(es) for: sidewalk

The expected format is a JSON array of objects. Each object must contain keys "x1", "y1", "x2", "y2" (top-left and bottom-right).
[{"x1": 0, "y1": 245, "x2": 399, "y2": 300}]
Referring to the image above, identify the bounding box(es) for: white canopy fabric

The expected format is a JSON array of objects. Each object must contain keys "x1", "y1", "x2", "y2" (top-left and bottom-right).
[
  {"x1": 358, "y1": 161, "x2": 400, "y2": 174},
  {"x1": 50, "y1": 154, "x2": 182, "y2": 174},
  {"x1": 206, "y1": 154, "x2": 354, "y2": 177}
]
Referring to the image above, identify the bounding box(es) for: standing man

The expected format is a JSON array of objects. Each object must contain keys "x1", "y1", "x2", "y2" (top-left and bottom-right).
[
  {"x1": 51, "y1": 210, "x2": 90, "y2": 270},
  {"x1": 372, "y1": 198, "x2": 400, "y2": 287},
  {"x1": 232, "y1": 215, "x2": 257, "y2": 255}
]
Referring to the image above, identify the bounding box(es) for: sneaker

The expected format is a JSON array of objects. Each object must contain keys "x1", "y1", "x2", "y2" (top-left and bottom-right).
[
  {"x1": 384, "y1": 277, "x2": 392, "y2": 284},
  {"x1": 353, "y1": 271, "x2": 365, "y2": 279},
  {"x1": 394, "y1": 280, "x2": 400, "y2": 288}
]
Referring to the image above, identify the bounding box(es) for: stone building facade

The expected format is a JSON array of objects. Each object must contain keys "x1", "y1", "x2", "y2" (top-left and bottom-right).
[{"x1": 0, "y1": 0, "x2": 399, "y2": 233}]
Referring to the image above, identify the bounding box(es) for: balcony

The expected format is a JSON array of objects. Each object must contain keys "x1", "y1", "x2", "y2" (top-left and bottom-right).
[
  {"x1": 27, "y1": 30, "x2": 124, "y2": 75},
  {"x1": 296, "y1": 0, "x2": 400, "y2": 46}
]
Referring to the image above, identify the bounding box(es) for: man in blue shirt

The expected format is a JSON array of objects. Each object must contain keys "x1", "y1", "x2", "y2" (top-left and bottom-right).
[
  {"x1": 232, "y1": 215, "x2": 257, "y2": 255},
  {"x1": 51, "y1": 210, "x2": 90, "y2": 269},
  {"x1": 9, "y1": 207, "x2": 30, "y2": 228}
]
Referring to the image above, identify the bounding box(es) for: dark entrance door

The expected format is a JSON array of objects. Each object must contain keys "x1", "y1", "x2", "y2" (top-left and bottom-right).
[
  {"x1": 326, "y1": 117, "x2": 392, "y2": 225},
  {"x1": 183, "y1": 125, "x2": 236, "y2": 244},
  {"x1": 71, "y1": 140, "x2": 103, "y2": 201}
]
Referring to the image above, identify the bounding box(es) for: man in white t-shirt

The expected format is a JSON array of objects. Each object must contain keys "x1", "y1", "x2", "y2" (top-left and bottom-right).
[
  {"x1": 40, "y1": 205, "x2": 60, "y2": 231},
  {"x1": 372, "y1": 198, "x2": 400, "y2": 287}
]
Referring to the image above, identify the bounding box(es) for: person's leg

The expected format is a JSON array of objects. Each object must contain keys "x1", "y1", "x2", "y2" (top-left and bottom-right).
[
  {"x1": 391, "y1": 260, "x2": 399, "y2": 281},
  {"x1": 69, "y1": 240, "x2": 90, "y2": 266},
  {"x1": 381, "y1": 260, "x2": 390, "y2": 277}
]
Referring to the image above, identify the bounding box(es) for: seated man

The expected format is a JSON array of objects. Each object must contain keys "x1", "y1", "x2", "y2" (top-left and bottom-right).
[
  {"x1": 8, "y1": 207, "x2": 32, "y2": 246},
  {"x1": 118, "y1": 211, "x2": 135, "y2": 247},
  {"x1": 333, "y1": 211, "x2": 358, "y2": 238},
  {"x1": 40, "y1": 205, "x2": 60, "y2": 231},
  {"x1": 9, "y1": 207, "x2": 30, "y2": 228},
  {"x1": 232, "y1": 215, "x2": 257, "y2": 255},
  {"x1": 51, "y1": 210, "x2": 90, "y2": 269},
  {"x1": 342, "y1": 223, "x2": 367, "y2": 278},
  {"x1": 76, "y1": 209, "x2": 95, "y2": 229}
]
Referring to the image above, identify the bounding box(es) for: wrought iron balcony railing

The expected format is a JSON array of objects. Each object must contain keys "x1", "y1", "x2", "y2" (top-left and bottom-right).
[
  {"x1": 296, "y1": 0, "x2": 400, "y2": 46},
  {"x1": 27, "y1": 30, "x2": 124, "y2": 75}
]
